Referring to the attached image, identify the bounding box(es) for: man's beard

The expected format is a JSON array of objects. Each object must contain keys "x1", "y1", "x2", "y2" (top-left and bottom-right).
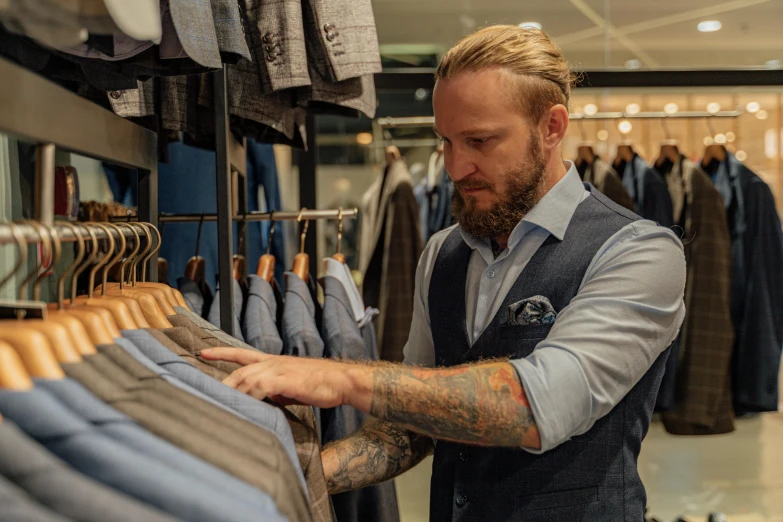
[{"x1": 451, "y1": 135, "x2": 547, "y2": 239}]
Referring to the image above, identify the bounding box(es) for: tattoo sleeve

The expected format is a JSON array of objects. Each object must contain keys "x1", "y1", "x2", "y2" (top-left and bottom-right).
[
  {"x1": 322, "y1": 419, "x2": 434, "y2": 495},
  {"x1": 368, "y1": 361, "x2": 540, "y2": 448}
]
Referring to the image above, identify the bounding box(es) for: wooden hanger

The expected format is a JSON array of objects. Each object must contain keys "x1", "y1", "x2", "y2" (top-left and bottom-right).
[
  {"x1": 332, "y1": 208, "x2": 346, "y2": 264},
  {"x1": 702, "y1": 143, "x2": 727, "y2": 167},
  {"x1": 96, "y1": 224, "x2": 173, "y2": 327},
  {"x1": 291, "y1": 208, "x2": 310, "y2": 281},
  {"x1": 233, "y1": 215, "x2": 248, "y2": 283},
  {"x1": 0, "y1": 340, "x2": 33, "y2": 390},
  {"x1": 54, "y1": 221, "x2": 140, "y2": 331},
  {"x1": 136, "y1": 223, "x2": 188, "y2": 308},
  {"x1": 385, "y1": 145, "x2": 401, "y2": 165},
  {"x1": 120, "y1": 223, "x2": 180, "y2": 307},
  {"x1": 0, "y1": 320, "x2": 81, "y2": 364},
  {"x1": 256, "y1": 212, "x2": 276, "y2": 283},
  {"x1": 613, "y1": 141, "x2": 636, "y2": 169},
  {"x1": 185, "y1": 212, "x2": 207, "y2": 282},
  {"x1": 0, "y1": 329, "x2": 64, "y2": 379},
  {"x1": 575, "y1": 142, "x2": 596, "y2": 168}
]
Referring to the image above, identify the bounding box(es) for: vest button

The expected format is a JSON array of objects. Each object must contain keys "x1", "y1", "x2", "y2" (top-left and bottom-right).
[
  {"x1": 455, "y1": 494, "x2": 468, "y2": 507},
  {"x1": 487, "y1": 270, "x2": 495, "y2": 279},
  {"x1": 459, "y1": 451, "x2": 470, "y2": 462}
]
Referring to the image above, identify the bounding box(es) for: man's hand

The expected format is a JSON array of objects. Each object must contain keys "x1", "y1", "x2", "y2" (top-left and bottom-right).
[{"x1": 199, "y1": 348, "x2": 370, "y2": 409}]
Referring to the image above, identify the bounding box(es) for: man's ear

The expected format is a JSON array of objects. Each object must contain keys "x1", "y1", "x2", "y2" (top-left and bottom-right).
[{"x1": 541, "y1": 104, "x2": 569, "y2": 152}]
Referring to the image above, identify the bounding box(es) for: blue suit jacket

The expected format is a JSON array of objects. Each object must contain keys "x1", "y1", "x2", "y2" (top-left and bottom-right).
[
  {"x1": 0, "y1": 421, "x2": 177, "y2": 522},
  {"x1": 0, "y1": 387, "x2": 281, "y2": 522},
  {"x1": 33, "y1": 377, "x2": 285, "y2": 520},
  {"x1": 120, "y1": 328, "x2": 307, "y2": 490}
]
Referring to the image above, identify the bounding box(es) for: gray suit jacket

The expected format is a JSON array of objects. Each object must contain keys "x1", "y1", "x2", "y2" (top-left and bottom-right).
[
  {"x1": 0, "y1": 421, "x2": 175, "y2": 522},
  {"x1": 168, "y1": 0, "x2": 222, "y2": 69},
  {"x1": 121, "y1": 328, "x2": 307, "y2": 490},
  {"x1": 0, "y1": 387, "x2": 242, "y2": 521},
  {"x1": 320, "y1": 275, "x2": 401, "y2": 522},
  {"x1": 64, "y1": 353, "x2": 313, "y2": 522},
  {"x1": 244, "y1": 274, "x2": 285, "y2": 354},
  {"x1": 0, "y1": 472, "x2": 70, "y2": 522},
  {"x1": 174, "y1": 306, "x2": 257, "y2": 349},
  {"x1": 32, "y1": 377, "x2": 283, "y2": 520},
  {"x1": 283, "y1": 271, "x2": 325, "y2": 358},
  {"x1": 208, "y1": 278, "x2": 246, "y2": 342}
]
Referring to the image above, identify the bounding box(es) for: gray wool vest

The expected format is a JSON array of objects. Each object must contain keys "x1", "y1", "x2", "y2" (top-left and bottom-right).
[{"x1": 428, "y1": 185, "x2": 670, "y2": 522}]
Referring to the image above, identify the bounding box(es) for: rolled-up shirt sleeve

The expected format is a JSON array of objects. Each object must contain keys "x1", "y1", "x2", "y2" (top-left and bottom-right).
[{"x1": 509, "y1": 221, "x2": 686, "y2": 453}]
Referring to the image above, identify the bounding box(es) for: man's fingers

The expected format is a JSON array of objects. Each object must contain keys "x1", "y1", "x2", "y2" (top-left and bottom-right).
[{"x1": 200, "y1": 347, "x2": 268, "y2": 366}]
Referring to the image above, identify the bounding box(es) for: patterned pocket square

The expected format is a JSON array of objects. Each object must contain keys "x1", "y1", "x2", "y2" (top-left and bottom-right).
[{"x1": 507, "y1": 296, "x2": 557, "y2": 326}]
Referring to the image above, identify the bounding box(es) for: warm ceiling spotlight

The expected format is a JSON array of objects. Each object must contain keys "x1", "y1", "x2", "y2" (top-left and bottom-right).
[
  {"x1": 597, "y1": 130, "x2": 609, "y2": 141},
  {"x1": 664, "y1": 103, "x2": 679, "y2": 115},
  {"x1": 707, "y1": 102, "x2": 721, "y2": 114},
  {"x1": 697, "y1": 20, "x2": 722, "y2": 32},
  {"x1": 355, "y1": 132, "x2": 373, "y2": 145},
  {"x1": 625, "y1": 103, "x2": 641, "y2": 115},
  {"x1": 746, "y1": 101, "x2": 761, "y2": 113},
  {"x1": 618, "y1": 120, "x2": 633, "y2": 134},
  {"x1": 584, "y1": 103, "x2": 598, "y2": 116}
]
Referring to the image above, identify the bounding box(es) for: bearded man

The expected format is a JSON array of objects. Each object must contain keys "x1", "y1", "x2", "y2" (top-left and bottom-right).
[{"x1": 202, "y1": 25, "x2": 686, "y2": 522}]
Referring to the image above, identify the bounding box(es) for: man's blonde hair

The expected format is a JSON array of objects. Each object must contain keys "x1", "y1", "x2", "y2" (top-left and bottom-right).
[{"x1": 436, "y1": 25, "x2": 576, "y2": 124}]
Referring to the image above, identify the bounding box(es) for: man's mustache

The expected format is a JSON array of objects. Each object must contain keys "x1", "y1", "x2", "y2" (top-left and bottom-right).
[{"x1": 453, "y1": 179, "x2": 495, "y2": 192}]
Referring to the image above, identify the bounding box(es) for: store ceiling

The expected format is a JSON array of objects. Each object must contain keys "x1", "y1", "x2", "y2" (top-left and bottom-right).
[{"x1": 372, "y1": 0, "x2": 783, "y2": 69}]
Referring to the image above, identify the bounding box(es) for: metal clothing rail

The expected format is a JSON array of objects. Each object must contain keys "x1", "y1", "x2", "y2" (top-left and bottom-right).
[
  {"x1": 0, "y1": 56, "x2": 158, "y2": 272},
  {"x1": 0, "y1": 221, "x2": 150, "y2": 245},
  {"x1": 114, "y1": 209, "x2": 359, "y2": 224},
  {"x1": 377, "y1": 111, "x2": 743, "y2": 128}
]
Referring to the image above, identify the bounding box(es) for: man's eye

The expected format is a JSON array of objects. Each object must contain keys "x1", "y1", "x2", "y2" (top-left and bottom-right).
[{"x1": 468, "y1": 137, "x2": 489, "y2": 145}]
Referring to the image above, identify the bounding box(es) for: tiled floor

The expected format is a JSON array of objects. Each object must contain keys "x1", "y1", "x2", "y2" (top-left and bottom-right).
[{"x1": 395, "y1": 412, "x2": 783, "y2": 522}]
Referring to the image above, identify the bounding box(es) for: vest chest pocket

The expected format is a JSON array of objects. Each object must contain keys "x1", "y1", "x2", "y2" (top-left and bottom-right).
[{"x1": 499, "y1": 324, "x2": 555, "y2": 358}]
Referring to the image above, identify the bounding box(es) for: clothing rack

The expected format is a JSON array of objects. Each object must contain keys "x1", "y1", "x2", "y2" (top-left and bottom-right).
[
  {"x1": 114, "y1": 209, "x2": 359, "y2": 224},
  {"x1": 0, "y1": 55, "x2": 158, "y2": 266},
  {"x1": 0, "y1": 221, "x2": 149, "y2": 244}
]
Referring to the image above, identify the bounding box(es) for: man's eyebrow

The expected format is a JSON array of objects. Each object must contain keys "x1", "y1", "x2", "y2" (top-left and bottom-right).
[{"x1": 433, "y1": 126, "x2": 499, "y2": 139}]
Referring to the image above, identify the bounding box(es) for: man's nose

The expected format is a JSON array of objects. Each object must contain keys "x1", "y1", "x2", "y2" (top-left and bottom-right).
[{"x1": 445, "y1": 146, "x2": 477, "y2": 182}]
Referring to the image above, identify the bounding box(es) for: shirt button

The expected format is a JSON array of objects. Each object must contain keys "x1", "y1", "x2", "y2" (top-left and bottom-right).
[
  {"x1": 487, "y1": 270, "x2": 495, "y2": 279},
  {"x1": 109, "y1": 91, "x2": 121, "y2": 99},
  {"x1": 455, "y1": 494, "x2": 468, "y2": 507},
  {"x1": 459, "y1": 451, "x2": 470, "y2": 462}
]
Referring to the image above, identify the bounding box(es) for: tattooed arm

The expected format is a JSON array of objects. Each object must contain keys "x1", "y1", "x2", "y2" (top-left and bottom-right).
[
  {"x1": 200, "y1": 348, "x2": 541, "y2": 450},
  {"x1": 360, "y1": 361, "x2": 541, "y2": 448},
  {"x1": 321, "y1": 419, "x2": 434, "y2": 494}
]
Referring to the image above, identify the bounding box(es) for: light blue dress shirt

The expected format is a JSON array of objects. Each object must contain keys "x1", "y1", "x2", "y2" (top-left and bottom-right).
[{"x1": 403, "y1": 161, "x2": 686, "y2": 452}]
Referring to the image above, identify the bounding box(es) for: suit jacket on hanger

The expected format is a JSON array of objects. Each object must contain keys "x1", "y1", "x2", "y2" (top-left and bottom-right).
[
  {"x1": 662, "y1": 161, "x2": 735, "y2": 435},
  {"x1": 244, "y1": 274, "x2": 285, "y2": 354},
  {"x1": 320, "y1": 272, "x2": 400, "y2": 522},
  {"x1": 63, "y1": 353, "x2": 313, "y2": 522},
  {"x1": 174, "y1": 306, "x2": 256, "y2": 349},
  {"x1": 709, "y1": 152, "x2": 783, "y2": 413},
  {"x1": 583, "y1": 158, "x2": 635, "y2": 211},
  {"x1": 359, "y1": 159, "x2": 423, "y2": 362},
  {"x1": 32, "y1": 377, "x2": 283, "y2": 519},
  {"x1": 0, "y1": 472, "x2": 70, "y2": 522},
  {"x1": 0, "y1": 420, "x2": 176, "y2": 522},
  {"x1": 0, "y1": 387, "x2": 249, "y2": 521},
  {"x1": 207, "y1": 278, "x2": 247, "y2": 342}
]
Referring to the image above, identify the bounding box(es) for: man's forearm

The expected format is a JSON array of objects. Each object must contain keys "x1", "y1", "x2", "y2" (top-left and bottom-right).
[
  {"x1": 322, "y1": 419, "x2": 434, "y2": 494},
  {"x1": 346, "y1": 361, "x2": 541, "y2": 449}
]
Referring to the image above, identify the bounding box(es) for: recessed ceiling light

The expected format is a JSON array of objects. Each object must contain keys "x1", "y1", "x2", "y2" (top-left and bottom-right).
[
  {"x1": 698, "y1": 20, "x2": 722, "y2": 32},
  {"x1": 703, "y1": 136, "x2": 715, "y2": 146},
  {"x1": 625, "y1": 103, "x2": 640, "y2": 115},
  {"x1": 715, "y1": 133, "x2": 727, "y2": 144},
  {"x1": 584, "y1": 103, "x2": 598, "y2": 116},
  {"x1": 736, "y1": 150, "x2": 748, "y2": 161},
  {"x1": 618, "y1": 120, "x2": 632, "y2": 134},
  {"x1": 597, "y1": 130, "x2": 609, "y2": 141},
  {"x1": 707, "y1": 102, "x2": 721, "y2": 114},
  {"x1": 356, "y1": 132, "x2": 373, "y2": 145},
  {"x1": 756, "y1": 109, "x2": 769, "y2": 120},
  {"x1": 746, "y1": 101, "x2": 761, "y2": 113},
  {"x1": 664, "y1": 103, "x2": 679, "y2": 115},
  {"x1": 414, "y1": 88, "x2": 428, "y2": 101},
  {"x1": 624, "y1": 59, "x2": 642, "y2": 70},
  {"x1": 519, "y1": 22, "x2": 542, "y2": 30},
  {"x1": 726, "y1": 131, "x2": 736, "y2": 142}
]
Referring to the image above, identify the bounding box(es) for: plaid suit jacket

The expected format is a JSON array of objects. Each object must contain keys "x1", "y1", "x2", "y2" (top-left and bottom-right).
[
  {"x1": 359, "y1": 160, "x2": 424, "y2": 362},
  {"x1": 662, "y1": 161, "x2": 735, "y2": 435}
]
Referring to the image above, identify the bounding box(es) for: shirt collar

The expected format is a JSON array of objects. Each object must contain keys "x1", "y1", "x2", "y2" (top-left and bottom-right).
[{"x1": 461, "y1": 161, "x2": 586, "y2": 252}]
